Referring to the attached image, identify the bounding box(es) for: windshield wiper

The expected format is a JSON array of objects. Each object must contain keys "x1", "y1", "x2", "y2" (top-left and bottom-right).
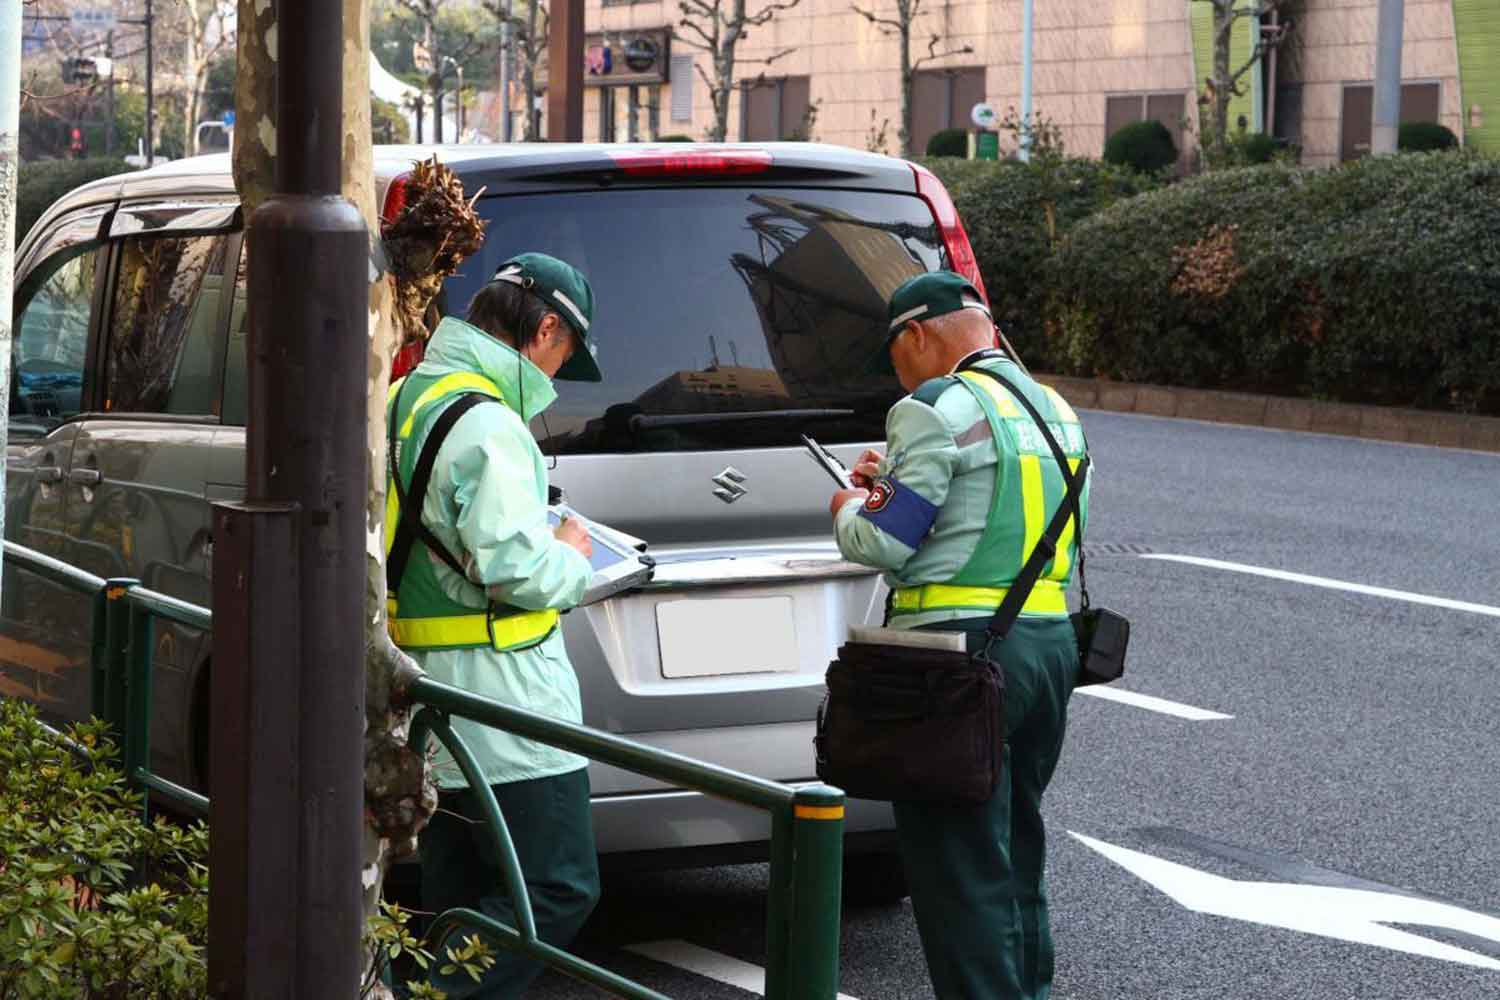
[{"x1": 629, "y1": 408, "x2": 856, "y2": 430}]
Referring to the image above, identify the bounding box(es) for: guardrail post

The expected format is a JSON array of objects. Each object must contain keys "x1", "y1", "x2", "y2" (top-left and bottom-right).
[
  {"x1": 89, "y1": 587, "x2": 109, "y2": 721},
  {"x1": 124, "y1": 603, "x2": 155, "y2": 819},
  {"x1": 100, "y1": 579, "x2": 137, "y2": 745},
  {"x1": 785, "y1": 785, "x2": 845, "y2": 1000}
]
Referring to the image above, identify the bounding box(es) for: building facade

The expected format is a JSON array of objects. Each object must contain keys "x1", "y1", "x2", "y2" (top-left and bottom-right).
[{"x1": 547, "y1": 0, "x2": 1500, "y2": 167}]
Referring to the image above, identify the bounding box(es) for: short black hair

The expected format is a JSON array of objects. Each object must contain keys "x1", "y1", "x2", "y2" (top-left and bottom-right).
[{"x1": 465, "y1": 279, "x2": 551, "y2": 348}]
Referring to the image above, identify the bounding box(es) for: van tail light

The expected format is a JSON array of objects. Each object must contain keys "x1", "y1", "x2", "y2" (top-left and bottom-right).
[
  {"x1": 608, "y1": 147, "x2": 773, "y2": 177},
  {"x1": 911, "y1": 162, "x2": 989, "y2": 305},
  {"x1": 381, "y1": 173, "x2": 411, "y2": 230}
]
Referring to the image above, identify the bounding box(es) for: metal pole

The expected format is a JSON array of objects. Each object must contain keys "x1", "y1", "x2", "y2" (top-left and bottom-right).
[
  {"x1": 548, "y1": 0, "x2": 585, "y2": 141},
  {"x1": 105, "y1": 30, "x2": 115, "y2": 156},
  {"x1": 784, "y1": 786, "x2": 845, "y2": 1000},
  {"x1": 0, "y1": 0, "x2": 20, "y2": 581},
  {"x1": 208, "y1": 0, "x2": 369, "y2": 995},
  {"x1": 1373, "y1": 0, "x2": 1404, "y2": 155},
  {"x1": 145, "y1": 0, "x2": 154, "y2": 166},
  {"x1": 500, "y1": 0, "x2": 513, "y2": 142},
  {"x1": 1019, "y1": 0, "x2": 1034, "y2": 161}
]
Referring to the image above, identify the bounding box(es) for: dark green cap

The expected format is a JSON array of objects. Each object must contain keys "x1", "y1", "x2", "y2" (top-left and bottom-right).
[
  {"x1": 870, "y1": 270, "x2": 992, "y2": 374},
  {"x1": 492, "y1": 252, "x2": 601, "y2": 382}
]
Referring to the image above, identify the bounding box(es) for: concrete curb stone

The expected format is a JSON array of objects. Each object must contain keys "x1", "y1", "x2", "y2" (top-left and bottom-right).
[{"x1": 1037, "y1": 374, "x2": 1500, "y2": 455}]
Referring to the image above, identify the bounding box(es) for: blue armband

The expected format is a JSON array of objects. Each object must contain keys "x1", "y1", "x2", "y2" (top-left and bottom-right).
[{"x1": 857, "y1": 476, "x2": 939, "y2": 550}]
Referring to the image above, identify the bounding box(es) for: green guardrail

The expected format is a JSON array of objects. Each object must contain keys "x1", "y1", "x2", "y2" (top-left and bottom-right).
[{"x1": 0, "y1": 539, "x2": 847, "y2": 998}]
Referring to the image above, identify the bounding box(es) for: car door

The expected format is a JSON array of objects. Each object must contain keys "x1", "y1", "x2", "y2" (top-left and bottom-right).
[
  {"x1": 2, "y1": 208, "x2": 110, "y2": 723},
  {"x1": 64, "y1": 212, "x2": 237, "y2": 783}
]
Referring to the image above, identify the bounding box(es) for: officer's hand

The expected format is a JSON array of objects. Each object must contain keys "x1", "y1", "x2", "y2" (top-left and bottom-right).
[
  {"x1": 829, "y1": 488, "x2": 869, "y2": 518},
  {"x1": 851, "y1": 449, "x2": 884, "y2": 489},
  {"x1": 555, "y1": 517, "x2": 593, "y2": 559}
]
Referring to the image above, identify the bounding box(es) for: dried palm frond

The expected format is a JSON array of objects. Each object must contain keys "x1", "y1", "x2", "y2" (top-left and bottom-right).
[{"x1": 381, "y1": 155, "x2": 487, "y2": 349}]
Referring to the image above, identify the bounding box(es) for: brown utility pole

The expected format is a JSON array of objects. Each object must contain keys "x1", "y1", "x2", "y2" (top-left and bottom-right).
[
  {"x1": 209, "y1": 0, "x2": 369, "y2": 996},
  {"x1": 547, "y1": 0, "x2": 584, "y2": 140}
]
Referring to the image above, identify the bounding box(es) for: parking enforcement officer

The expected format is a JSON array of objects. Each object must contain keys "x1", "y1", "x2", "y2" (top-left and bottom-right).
[
  {"x1": 385, "y1": 253, "x2": 603, "y2": 998},
  {"x1": 828, "y1": 271, "x2": 1088, "y2": 1000}
]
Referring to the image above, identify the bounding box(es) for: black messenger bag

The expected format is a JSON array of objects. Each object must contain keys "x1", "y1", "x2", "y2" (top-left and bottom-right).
[{"x1": 814, "y1": 373, "x2": 1094, "y2": 804}]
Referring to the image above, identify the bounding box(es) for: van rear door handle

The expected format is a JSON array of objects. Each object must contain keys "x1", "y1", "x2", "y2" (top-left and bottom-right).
[
  {"x1": 68, "y1": 468, "x2": 102, "y2": 486},
  {"x1": 35, "y1": 466, "x2": 63, "y2": 484}
]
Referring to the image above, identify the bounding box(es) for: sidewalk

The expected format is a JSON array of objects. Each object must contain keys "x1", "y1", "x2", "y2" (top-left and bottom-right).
[{"x1": 1041, "y1": 375, "x2": 1500, "y2": 454}]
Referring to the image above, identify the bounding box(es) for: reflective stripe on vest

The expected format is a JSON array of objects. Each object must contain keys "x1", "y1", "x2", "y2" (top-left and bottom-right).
[
  {"x1": 384, "y1": 372, "x2": 558, "y2": 653},
  {"x1": 385, "y1": 599, "x2": 560, "y2": 653},
  {"x1": 890, "y1": 579, "x2": 1068, "y2": 617}
]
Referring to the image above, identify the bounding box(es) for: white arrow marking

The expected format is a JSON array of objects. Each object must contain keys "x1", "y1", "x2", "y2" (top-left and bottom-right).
[
  {"x1": 1141, "y1": 554, "x2": 1500, "y2": 618},
  {"x1": 1070, "y1": 832, "x2": 1500, "y2": 971},
  {"x1": 625, "y1": 940, "x2": 862, "y2": 1000},
  {"x1": 1072, "y1": 685, "x2": 1232, "y2": 720}
]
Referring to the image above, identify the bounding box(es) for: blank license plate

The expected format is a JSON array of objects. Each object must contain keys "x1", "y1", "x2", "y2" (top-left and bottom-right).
[{"x1": 655, "y1": 597, "x2": 799, "y2": 678}]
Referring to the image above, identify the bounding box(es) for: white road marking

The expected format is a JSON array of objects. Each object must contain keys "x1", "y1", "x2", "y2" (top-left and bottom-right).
[
  {"x1": 1142, "y1": 554, "x2": 1500, "y2": 619},
  {"x1": 624, "y1": 940, "x2": 861, "y2": 1000},
  {"x1": 1070, "y1": 831, "x2": 1500, "y2": 971},
  {"x1": 1073, "y1": 685, "x2": 1233, "y2": 721}
]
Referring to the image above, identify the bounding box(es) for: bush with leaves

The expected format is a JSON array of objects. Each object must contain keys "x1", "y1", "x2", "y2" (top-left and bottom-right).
[
  {"x1": 1050, "y1": 151, "x2": 1500, "y2": 413},
  {"x1": 1102, "y1": 120, "x2": 1177, "y2": 174},
  {"x1": 1399, "y1": 121, "x2": 1459, "y2": 153},
  {"x1": 921, "y1": 156, "x2": 1163, "y2": 370},
  {"x1": 0, "y1": 698, "x2": 208, "y2": 998},
  {"x1": 925, "y1": 127, "x2": 969, "y2": 158}
]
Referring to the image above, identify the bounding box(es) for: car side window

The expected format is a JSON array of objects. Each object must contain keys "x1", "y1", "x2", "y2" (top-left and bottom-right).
[
  {"x1": 11, "y1": 247, "x2": 99, "y2": 426},
  {"x1": 222, "y1": 243, "x2": 248, "y2": 426},
  {"x1": 103, "y1": 234, "x2": 230, "y2": 416}
]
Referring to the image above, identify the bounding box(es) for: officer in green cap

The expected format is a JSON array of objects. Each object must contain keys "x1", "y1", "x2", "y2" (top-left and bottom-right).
[
  {"x1": 828, "y1": 269, "x2": 1089, "y2": 999},
  {"x1": 385, "y1": 251, "x2": 602, "y2": 997}
]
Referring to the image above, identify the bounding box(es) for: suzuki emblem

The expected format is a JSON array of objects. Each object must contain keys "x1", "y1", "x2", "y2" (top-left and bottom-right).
[{"x1": 712, "y1": 467, "x2": 749, "y2": 504}]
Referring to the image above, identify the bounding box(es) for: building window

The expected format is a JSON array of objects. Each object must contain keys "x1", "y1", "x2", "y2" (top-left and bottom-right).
[
  {"x1": 1104, "y1": 92, "x2": 1188, "y2": 159},
  {"x1": 740, "y1": 76, "x2": 811, "y2": 141},
  {"x1": 1272, "y1": 83, "x2": 1303, "y2": 148},
  {"x1": 670, "y1": 54, "x2": 694, "y2": 123},
  {"x1": 1340, "y1": 82, "x2": 1441, "y2": 161},
  {"x1": 910, "y1": 68, "x2": 985, "y2": 155}
]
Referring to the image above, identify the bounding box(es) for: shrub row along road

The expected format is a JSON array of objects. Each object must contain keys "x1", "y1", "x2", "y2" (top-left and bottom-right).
[{"x1": 524, "y1": 410, "x2": 1500, "y2": 999}]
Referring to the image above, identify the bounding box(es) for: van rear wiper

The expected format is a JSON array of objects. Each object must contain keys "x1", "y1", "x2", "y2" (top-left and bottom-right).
[{"x1": 629, "y1": 408, "x2": 855, "y2": 430}]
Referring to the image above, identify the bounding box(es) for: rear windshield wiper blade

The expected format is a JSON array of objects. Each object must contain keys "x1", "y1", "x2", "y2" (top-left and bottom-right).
[{"x1": 630, "y1": 408, "x2": 855, "y2": 430}]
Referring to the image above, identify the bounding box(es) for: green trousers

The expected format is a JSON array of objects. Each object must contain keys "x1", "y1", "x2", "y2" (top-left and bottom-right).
[
  {"x1": 419, "y1": 767, "x2": 601, "y2": 999},
  {"x1": 894, "y1": 616, "x2": 1078, "y2": 1000}
]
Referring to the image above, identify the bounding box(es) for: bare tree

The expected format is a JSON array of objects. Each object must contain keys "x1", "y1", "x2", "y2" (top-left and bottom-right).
[
  {"x1": 167, "y1": 0, "x2": 236, "y2": 156},
  {"x1": 483, "y1": 0, "x2": 547, "y2": 141},
  {"x1": 676, "y1": 0, "x2": 801, "y2": 143},
  {"x1": 851, "y1": 0, "x2": 972, "y2": 157},
  {"x1": 393, "y1": 0, "x2": 487, "y2": 142},
  {"x1": 1193, "y1": 0, "x2": 1294, "y2": 163}
]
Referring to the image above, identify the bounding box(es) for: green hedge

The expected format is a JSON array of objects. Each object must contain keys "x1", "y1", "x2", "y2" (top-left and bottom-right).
[
  {"x1": 1049, "y1": 152, "x2": 1500, "y2": 413},
  {"x1": 1102, "y1": 120, "x2": 1177, "y2": 174},
  {"x1": 926, "y1": 127, "x2": 969, "y2": 158},
  {"x1": 1398, "y1": 121, "x2": 1459, "y2": 152},
  {"x1": 15, "y1": 157, "x2": 134, "y2": 247},
  {"x1": 922, "y1": 156, "x2": 1163, "y2": 370}
]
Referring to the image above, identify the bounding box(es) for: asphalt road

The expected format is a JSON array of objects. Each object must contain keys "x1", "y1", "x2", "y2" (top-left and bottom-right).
[{"x1": 523, "y1": 411, "x2": 1500, "y2": 999}]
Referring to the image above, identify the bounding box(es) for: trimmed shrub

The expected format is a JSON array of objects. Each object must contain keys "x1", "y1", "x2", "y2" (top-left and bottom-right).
[
  {"x1": 1050, "y1": 152, "x2": 1500, "y2": 413},
  {"x1": 1102, "y1": 120, "x2": 1177, "y2": 174},
  {"x1": 16, "y1": 157, "x2": 134, "y2": 247},
  {"x1": 926, "y1": 127, "x2": 969, "y2": 158},
  {"x1": 922, "y1": 156, "x2": 1163, "y2": 370},
  {"x1": 1399, "y1": 121, "x2": 1459, "y2": 152},
  {"x1": 1235, "y1": 131, "x2": 1281, "y2": 164},
  {"x1": 657, "y1": 134, "x2": 694, "y2": 142}
]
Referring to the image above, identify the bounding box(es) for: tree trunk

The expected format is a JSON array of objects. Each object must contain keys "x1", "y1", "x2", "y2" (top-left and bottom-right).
[
  {"x1": 898, "y1": 20, "x2": 913, "y2": 156},
  {"x1": 1211, "y1": 0, "x2": 1232, "y2": 162},
  {"x1": 233, "y1": 0, "x2": 276, "y2": 214},
  {"x1": 522, "y1": 1, "x2": 540, "y2": 140}
]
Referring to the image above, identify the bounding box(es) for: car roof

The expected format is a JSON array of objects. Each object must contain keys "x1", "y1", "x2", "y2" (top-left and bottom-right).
[{"x1": 40, "y1": 142, "x2": 920, "y2": 218}]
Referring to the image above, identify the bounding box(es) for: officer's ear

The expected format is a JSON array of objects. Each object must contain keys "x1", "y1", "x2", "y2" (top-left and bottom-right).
[{"x1": 904, "y1": 319, "x2": 927, "y2": 353}]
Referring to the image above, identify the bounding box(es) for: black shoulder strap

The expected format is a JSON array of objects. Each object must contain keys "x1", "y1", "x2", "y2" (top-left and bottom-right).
[
  {"x1": 960, "y1": 363, "x2": 1090, "y2": 644},
  {"x1": 387, "y1": 387, "x2": 492, "y2": 596}
]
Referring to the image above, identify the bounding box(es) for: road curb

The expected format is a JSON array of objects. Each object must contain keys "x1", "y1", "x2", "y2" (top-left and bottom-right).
[{"x1": 1039, "y1": 374, "x2": 1500, "y2": 454}]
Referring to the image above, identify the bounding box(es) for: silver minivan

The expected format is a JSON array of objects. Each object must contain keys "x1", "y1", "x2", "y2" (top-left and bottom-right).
[{"x1": 5, "y1": 143, "x2": 990, "y2": 901}]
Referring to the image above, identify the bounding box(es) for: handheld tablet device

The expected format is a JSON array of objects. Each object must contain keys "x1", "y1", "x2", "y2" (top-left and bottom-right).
[{"x1": 547, "y1": 505, "x2": 655, "y2": 604}]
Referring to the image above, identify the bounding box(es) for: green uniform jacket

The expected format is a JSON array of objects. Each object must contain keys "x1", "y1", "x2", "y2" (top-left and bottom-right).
[
  {"x1": 401, "y1": 317, "x2": 594, "y2": 788},
  {"x1": 834, "y1": 352, "x2": 1089, "y2": 629}
]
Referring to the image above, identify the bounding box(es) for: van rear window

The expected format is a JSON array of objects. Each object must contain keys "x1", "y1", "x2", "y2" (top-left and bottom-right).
[{"x1": 442, "y1": 187, "x2": 946, "y2": 453}]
